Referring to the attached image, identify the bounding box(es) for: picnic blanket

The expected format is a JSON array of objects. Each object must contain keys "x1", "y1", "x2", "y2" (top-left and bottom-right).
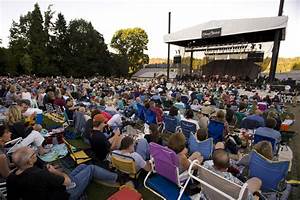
[{"x1": 38, "y1": 143, "x2": 68, "y2": 162}]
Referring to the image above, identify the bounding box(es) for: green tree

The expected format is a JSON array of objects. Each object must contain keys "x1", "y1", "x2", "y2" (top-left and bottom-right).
[
  {"x1": 66, "y1": 19, "x2": 110, "y2": 77},
  {"x1": 20, "y1": 53, "x2": 33, "y2": 74},
  {"x1": 111, "y1": 27, "x2": 149, "y2": 73},
  {"x1": 9, "y1": 13, "x2": 31, "y2": 74},
  {"x1": 52, "y1": 13, "x2": 69, "y2": 74},
  {"x1": 292, "y1": 63, "x2": 300, "y2": 70},
  {"x1": 110, "y1": 53, "x2": 129, "y2": 77},
  {"x1": 0, "y1": 46, "x2": 9, "y2": 75},
  {"x1": 28, "y1": 3, "x2": 48, "y2": 75}
]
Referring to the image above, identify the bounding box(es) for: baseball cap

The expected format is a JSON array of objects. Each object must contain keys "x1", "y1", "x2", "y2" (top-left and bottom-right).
[{"x1": 93, "y1": 114, "x2": 106, "y2": 123}]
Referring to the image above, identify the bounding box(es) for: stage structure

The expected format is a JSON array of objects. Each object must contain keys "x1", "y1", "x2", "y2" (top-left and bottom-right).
[{"x1": 164, "y1": 15, "x2": 288, "y2": 80}]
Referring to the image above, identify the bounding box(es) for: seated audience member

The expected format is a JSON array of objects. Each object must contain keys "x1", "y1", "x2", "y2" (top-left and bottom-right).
[
  {"x1": 225, "y1": 105, "x2": 236, "y2": 126},
  {"x1": 196, "y1": 106, "x2": 212, "y2": 130},
  {"x1": 245, "y1": 109, "x2": 265, "y2": 127},
  {"x1": 238, "y1": 141, "x2": 274, "y2": 167},
  {"x1": 144, "y1": 124, "x2": 162, "y2": 145},
  {"x1": 0, "y1": 125, "x2": 11, "y2": 181},
  {"x1": 266, "y1": 111, "x2": 281, "y2": 131},
  {"x1": 190, "y1": 99, "x2": 201, "y2": 111},
  {"x1": 252, "y1": 92, "x2": 261, "y2": 102},
  {"x1": 43, "y1": 90, "x2": 55, "y2": 106},
  {"x1": 204, "y1": 149, "x2": 262, "y2": 199},
  {"x1": 64, "y1": 98, "x2": 77, "y2": 120},
  {"x1": 7, "y1": 105, "x2": 48, "y2": 155},
  {"x1": 113, "y1": 136, "x2": 151, "y2": 171},
  {"x1": 168, "y1": 106, "x2": 181, "y2": 124},
  {"x1": 174, "y1": 94, "x2": 185, "y2": 110},
  {"x1": 5, "y1": 85, "x2": 19, "y2": 104},
  {"x1": 16, "y1": 124, "x2": 48, "y2": 155},
  {"x1": 53, "y1": 91, "x2": 66, "y2": 109},
  {"x1": 83, "y1": 109, "x2": 101, "y2": 142},
  {"x1": 196, "y1": 128, "x2": 208, "y2": 141},
  {"x1": 149, "y1": 100, "x2": 163, "y2": 124},
  {"x1": 7, "y1": 147, "x2": 122, "y2": 200},
  {"x1": 168, "y1": 133, "x2": 203, "y2": 173},
  {"x1": 107, "y1": 113, "x2": 123, "y2": 130},
  {"x1": 255, "y1": 117, "x2": 281, "y2": 147},
  {"x1": 8, "y1": 105, "x2": 31, "y2": 139},
  {"x1": 105, "y1": 100, "x2": 118, "y2": 115},
  {"x1": 211, "y1": 110, "x2": 229, "y2": 137},
  {"x1": 263, "y1": 95, "x2": 272, "y2": 106},
  {"x1": 89, "y1": 114, "x2": 121, "y2": 161},
  {"x1": 182, "y1": 109, "x2": 200, "y2": 130},
  {"x1": 235, "y1": 103, "x2": 247, "y2": 126}
]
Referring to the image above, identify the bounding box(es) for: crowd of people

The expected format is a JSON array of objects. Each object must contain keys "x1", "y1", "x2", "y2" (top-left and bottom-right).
[{"x1": 0, "y1": 75, "x2": 298, "y2": 200}]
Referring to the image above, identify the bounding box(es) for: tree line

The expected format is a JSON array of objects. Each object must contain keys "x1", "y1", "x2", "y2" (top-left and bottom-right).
[{"x1": 0, "y1": 3, "x2": 149, "y2": 77}]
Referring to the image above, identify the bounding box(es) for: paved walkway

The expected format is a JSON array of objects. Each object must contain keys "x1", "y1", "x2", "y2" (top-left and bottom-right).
[{"x1": 288, "y1": 106, "x2": 300, "y2": 200}]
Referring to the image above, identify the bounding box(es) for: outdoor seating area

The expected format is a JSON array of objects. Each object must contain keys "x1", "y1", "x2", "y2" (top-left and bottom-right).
[{"x1": 0, "y1": 76, "x2": 299, "y2": 200}]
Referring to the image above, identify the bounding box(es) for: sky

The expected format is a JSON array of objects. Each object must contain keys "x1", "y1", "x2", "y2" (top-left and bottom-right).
[{"x1": 0, "y1": 0, "x2": 299, "y2": 59}]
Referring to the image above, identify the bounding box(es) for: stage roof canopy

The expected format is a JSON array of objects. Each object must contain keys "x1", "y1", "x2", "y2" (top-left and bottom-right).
[{"x1": 163, "y1": 16, "x2": 288, "y2": 47}]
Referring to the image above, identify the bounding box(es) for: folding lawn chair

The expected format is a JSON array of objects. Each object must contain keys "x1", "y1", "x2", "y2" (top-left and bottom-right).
[
  {"x1": 188, "y1": 134, "x2": 213, "y2": 160},
  {"x1": 180, "y1": 120, "x2": 197, "y2": 141},
  {"x1": 188, "y1": 160, "x2": 249, "y2": 200},
  {"x1": 144, "y1": 142, "x2": 191, "y2": 200},
  {"x1": 248, "y1": 151, "x2": 289, "y2": 195},
  {"x1": 208, "y1": 120, "x2": 225, "y2": 143}
]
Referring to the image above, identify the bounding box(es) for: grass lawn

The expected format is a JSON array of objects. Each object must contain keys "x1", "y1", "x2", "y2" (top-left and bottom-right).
[{"x1": 43, "y1": 116, "x2": 161, "y2": 199}]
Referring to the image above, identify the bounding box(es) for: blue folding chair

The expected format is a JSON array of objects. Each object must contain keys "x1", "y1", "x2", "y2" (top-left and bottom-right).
[
  {"x1": 208, "y1": 120, "x2": 225, "y2": 143},
  {"x1": 240, "y1": 118, "x2": 260, "y2": 130},
  {"x1": 145, "y1": 109, "x2": 157, "y2": 125},
  {"x1": 180, "y1": 120, "x2": 197, "y2": 140},
  {"x1": 136, "y1": 103, "x2": 146, "y2": 121},
  {"x1": 253, "y1": 134, "x2": 279, "y2": 155},
  {"x1": 188, "y1": 134, "x2": 213, "y2": 160},
  {"x1": 248, "y1": 151, "x2": 289, "y2": 192},
  {"x1": 181, "y1": 96, "x2": 189, "y2": 104},
  {"x1": 163, "y1": 115, "x2": 179, "y2": 133}
]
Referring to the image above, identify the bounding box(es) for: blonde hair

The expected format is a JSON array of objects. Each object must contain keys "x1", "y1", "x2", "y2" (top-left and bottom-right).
[
  {"x1": 216, "y1": 110, "x2": 225, "y2": 121},
  {"x1": 7, "y1": 105, "x2": 22, "y2": 125}
]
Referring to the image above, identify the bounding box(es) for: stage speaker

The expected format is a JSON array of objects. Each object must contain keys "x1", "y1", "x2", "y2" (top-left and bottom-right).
[
  {"x1": 174, "y1": 55, "x2": 181, "y2": 64},
  {"x1": 247, "y1": 52, "x2": 264, "y2": 62}
]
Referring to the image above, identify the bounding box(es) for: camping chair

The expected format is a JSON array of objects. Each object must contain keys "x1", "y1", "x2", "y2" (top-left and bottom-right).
[
  {"x1": 111, "y1": 152, "x2": 141, "y2": 180},
  {"x1": 5, "y1": 137, "x2": 23, "y2": 154},
  {"x1": 235, "y1": 112, "x2": 247, "y2": 128},
  {"x1": 180, "y1": 120, "x2": 197, "y2": 141},
  {"x1": 208, "y1": 120, "x2": 225, "y2": 143},
  {"x1": 240, "y1": 118, "x2": 260, "y2": 130},
  {"x1": 0, "y1": 182, "x2": 7, "y2": 200},
  {"x1": 188, "y1": 160, "x2": 249, "y2": 200},
  {"x1": 181, "y1": 95, "x2": 189, "y2": 105},
  {"x1": 145, "y1": 109, "x2": 157, "y2": 125},
  {"x1": 45, "y1": 103, "x2": 55, "y2": 113},
  {"x1": 63, "y1": 138, "x2": 91, "y2": 165},
  {"x1": 253, "y1": 134, "x2": 280, "y2": 155},
  {"x1": 53, "y1": 104, "x2": 63, "y2": 114},
  {"x1": 144, "y1": 142, "x2": 191, "y2": 200},
  {"x1": 163, "y1": 115, "x2": 179, "y2": 134},
  {"x1": 136, "y1": 103, "x2": 146, "y2": 122},
  {"x1": 188, "y1": 134, "x2": 214, "y2": 160},
  {"x1": 248, "y1": 151, "x2": 289, "y2": 194},
  {"x1": 63, "y1": 110, "x2": 74, "y2": 128}
]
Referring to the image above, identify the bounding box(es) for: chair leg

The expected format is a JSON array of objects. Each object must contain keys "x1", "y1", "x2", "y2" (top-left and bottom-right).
[{"x1": 177, "y1": 177, "x2": 191, "y2": 200}]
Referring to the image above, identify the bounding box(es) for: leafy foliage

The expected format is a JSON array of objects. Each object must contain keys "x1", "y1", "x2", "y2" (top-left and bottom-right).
[
  {"x1": 0, "y1": 3, "x2": 129, "y2": 77},
  {"x1": 111, "y1": 27, "x2": 149, "y2": 73}
]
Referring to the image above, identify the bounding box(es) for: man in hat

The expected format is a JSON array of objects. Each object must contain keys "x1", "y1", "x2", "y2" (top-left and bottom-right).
[
  {"x1": 196, "y1": 106, "x2": 214, "y2": 130},
  {"x1": 89, "y1": 114, "x2": 122, "y2": 161}
]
